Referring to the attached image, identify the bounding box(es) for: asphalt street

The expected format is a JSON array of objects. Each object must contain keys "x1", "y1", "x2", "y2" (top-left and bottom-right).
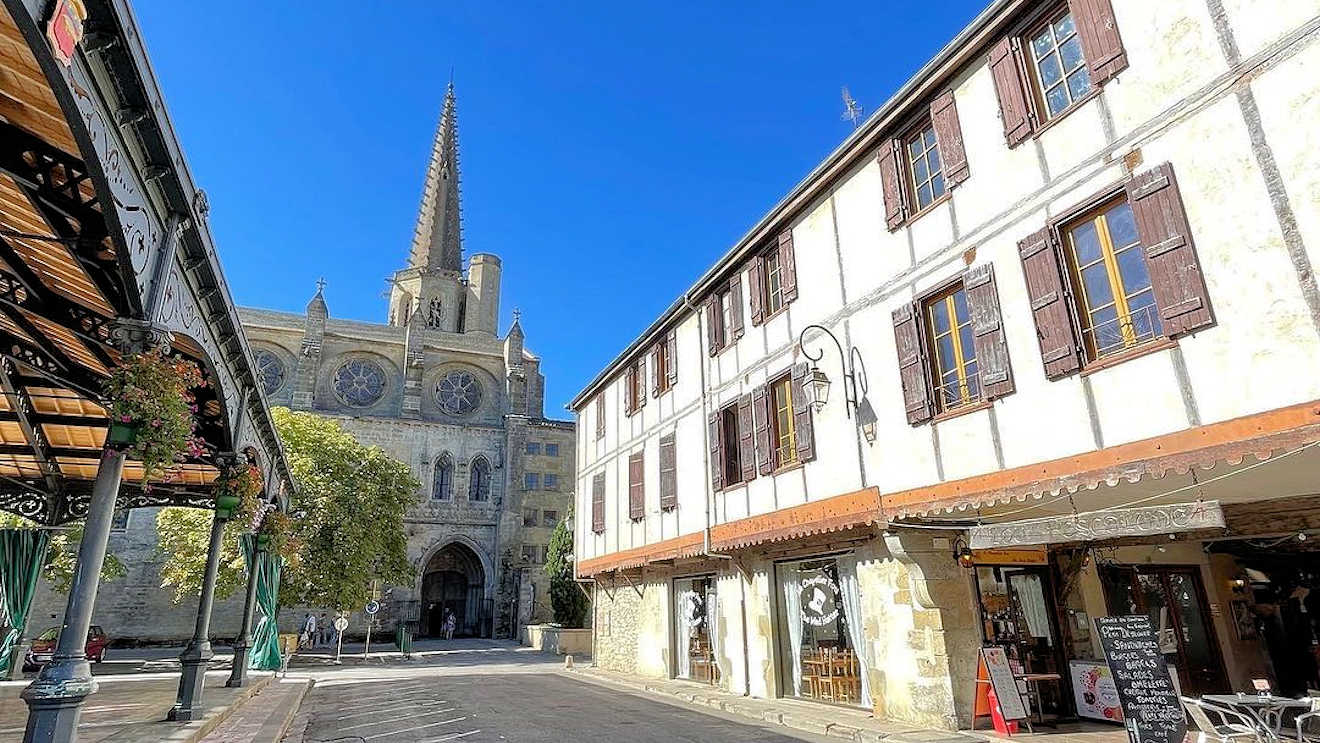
[{"x1": 295, "y1": 649, "x2": 831, "y2": 743}]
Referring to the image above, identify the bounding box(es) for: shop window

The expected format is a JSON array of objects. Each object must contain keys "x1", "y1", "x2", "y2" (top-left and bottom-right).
[
  {"x1": 776, "y1": 557, "x2": 871, "y2": 707},
  {"x1": 1063, "y1": 199, "x2": 1161, "y2": 361},
  {"x1": 674, "y1": 576, "x2": 720, "y2": 684}
]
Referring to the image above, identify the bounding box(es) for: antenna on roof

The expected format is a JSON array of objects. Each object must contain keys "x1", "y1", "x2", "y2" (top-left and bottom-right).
[{"x1": 841, "y1": 86, "x2": 863, "y2": 129}]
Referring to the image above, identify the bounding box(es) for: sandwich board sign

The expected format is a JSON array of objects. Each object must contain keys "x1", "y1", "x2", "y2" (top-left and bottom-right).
[
  {"x1": 1095, "y1": 615, "x2": 1186, "y2": 743},
  {"x1": 973, "y1": 646, "x2": 1029, "y2": 734}
]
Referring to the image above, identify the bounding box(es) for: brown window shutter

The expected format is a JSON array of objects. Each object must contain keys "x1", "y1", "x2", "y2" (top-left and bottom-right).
[
  {"x1": 659, "y1": 433, "x2": 677, "y2": 511},
  {"x1": 649, "y1": 344, "x2": 661, "y2": 397},
  {"x1": 1069, "y1": 0, "x2": 1128, "y2": 84},
  {"x1": 878, "y1": 139, "x2": 909, "y2": 231},
  {"x1": 665, "y1": 330, "x2": 678, "y2": 387},
  {"x1": 790, "y1": 363, "x2": 816, "y2": 462},
  {"x1": 595, "y1": 397, "x2": 605, "y2": 440},
  {"x1": 929, "y1": 90, "x2": 970, "y2": 186},
  {"x1": 752, "y1": 383, "x2": 773, "y2": 475},
  {"x1": 963, "y1": 264, "x2": 1015, "y2": 399},
  {"x1": 706, "y1": 295, "x2": 723, "y2": 357},
  {"x1": 628, "y1": 451, "x2": 644, "y2": 521},
  {"x1": 748, "y1": 257, "x2": 766, "y2": 326},
  {"x1": 988, "y1": 36, "x2": 1035, "y2": 147},
  {"x1": 707, "y1": 410, "x2": 724, "y2": 492},
  {"x1": 892, "y1": 304, "x2": 934, "y2": 425},
  {"x1": 778, "y1": 229, "x2": 798, "y2": 304},
  {"x1": 736, "y1": 393, "x2": 756, "y2": 483},
  {"x1": 623, "y1": 366, "x2": 635, "y2": 415},
  {"x1": 635, "y1": 358, "x2": 647, "y2": 410},
  {"x1": 591, "y1": 471, "x2": 605, "y2": 533},
  {"x1": 727, "y1": 274, "x2": 745, "y2": 341},
  {"x1": 1126, "y1": 163, "x2": 1213, "y2": 337},
  {"x1": 1018, "y1": 226, "x2": 1083, "y2": 378}
]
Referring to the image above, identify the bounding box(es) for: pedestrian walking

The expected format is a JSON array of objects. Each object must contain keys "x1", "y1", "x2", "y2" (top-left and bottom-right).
[
  {"x1": 301, "y1": 612, "x2": 317, "y2": 649},
  {"x1": 443, "y1": 609, "x2": 456, "y2": 640},
  {"x1": 318, "y1": 612, "x2": 330, "y2": 647}
]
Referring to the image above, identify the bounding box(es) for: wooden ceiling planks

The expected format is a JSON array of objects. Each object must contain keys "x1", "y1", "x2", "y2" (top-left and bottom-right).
[{"x1": 0, "y1": 5, "x2": 78, "y2": 154}]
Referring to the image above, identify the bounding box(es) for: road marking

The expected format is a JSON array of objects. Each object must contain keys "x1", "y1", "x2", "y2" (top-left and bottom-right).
[
  {"x1": 365, "y1": 716, "x2": 467, "y2": 739},
  {"x1": 333, "y1": 699, "x2": 448, "y2": 721},
  {"x1": 422, "y1": 731, "x2": 482, "y2": 742},
  {"x1": 342, "y1": 687, "x2": 432, "y2": 703},
  {"x1": 331, "y1": 692, "x2": 442, "y2": 712},
  {"x1": 340, "y1": 708, "x2": 457, "y2": 731}
]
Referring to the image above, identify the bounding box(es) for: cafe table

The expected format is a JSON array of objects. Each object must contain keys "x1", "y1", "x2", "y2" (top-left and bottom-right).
[{"x1": 1201, "y1": 694, "x2": 1312, "y2": 737}]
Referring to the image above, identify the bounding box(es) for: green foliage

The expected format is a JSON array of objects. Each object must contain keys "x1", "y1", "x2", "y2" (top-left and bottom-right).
[
  {"x1": 154, "y1": 508, "x2": 245, "y2": 604},
  {"x1": 274, "y1": 408, "x2": 418, "y2": 611},
  {"x1": 545, "y1": 515, "x2": 588, "y2": 628},
  {"x1": 0, "y1": 513, "x2": 125, "y2": 591},
  {"x1": 151, "y1": 408, "x2": 419, "y2": 614},
  {"x1": 101, "y1": 350, "x2": 205, "y2": 482}
]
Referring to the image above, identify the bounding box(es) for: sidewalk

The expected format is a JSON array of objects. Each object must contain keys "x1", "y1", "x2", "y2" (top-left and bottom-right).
[{"x1": 570, "y1": 666, "x2": 984, "y2": 743}]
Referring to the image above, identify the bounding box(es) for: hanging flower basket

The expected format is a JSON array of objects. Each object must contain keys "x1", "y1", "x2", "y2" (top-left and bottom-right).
[
  {"x1": 101, "y1": 349, "x2": 206, "y2": 483},
  {"x1": 214, "y1": 462, "x2": 263, "y2": 522},
  {"x1": 257, "y1": 509, "x2": 300, "y2": 564}
]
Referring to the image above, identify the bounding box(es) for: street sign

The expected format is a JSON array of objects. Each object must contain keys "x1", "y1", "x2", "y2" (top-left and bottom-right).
[
  {"x1": 333, "y1": 617, "x2": 348, "y2": 632},
  {"x1": 365, "y1": 600, "x2": 380, "y2": 615}
]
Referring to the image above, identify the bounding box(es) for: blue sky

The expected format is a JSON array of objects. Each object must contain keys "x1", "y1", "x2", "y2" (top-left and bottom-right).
[{"x1": 133, "y1": 1, "x2": 986, "y2": 416}]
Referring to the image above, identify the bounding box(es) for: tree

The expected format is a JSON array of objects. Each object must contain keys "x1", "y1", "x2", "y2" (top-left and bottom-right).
[
  {"x1": 0, "y1": 513, "x2": 125, "y2": 591},
  {"x1": 545, "y1": 514, "x2": 589, "y2": 628},
  {"x1": 153, "y1": 408, "x2": 419, "y2": 618}
]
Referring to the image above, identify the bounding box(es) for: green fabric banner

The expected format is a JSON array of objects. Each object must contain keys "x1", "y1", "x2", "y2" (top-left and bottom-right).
[
  {"x1": 242, "y1": 535, "x2": 282, "y2": 671},
  {"x1": 0, "y1": 528, "x2": 51, "y2": 675}
]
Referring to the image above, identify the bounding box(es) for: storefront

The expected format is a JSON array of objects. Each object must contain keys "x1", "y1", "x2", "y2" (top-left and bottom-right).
[
  {"x1": 774, "y1": 553, "x2": 871, "y2": 708},
  {"x1": 672, "y1": 575, "x2": 719, "y2": 684}
]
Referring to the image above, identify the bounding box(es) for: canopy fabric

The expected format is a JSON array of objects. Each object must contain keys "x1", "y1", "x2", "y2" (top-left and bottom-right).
[
  {"x1": 242, "y1": 535, "x2": 282, "y2": 671},
  {"x1": 0, "y1": 528, "x2": 51, "y2": 674}
]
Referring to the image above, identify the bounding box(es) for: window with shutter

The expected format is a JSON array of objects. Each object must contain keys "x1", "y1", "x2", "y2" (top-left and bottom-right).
[
  {"x1": 707, "y1": 411, "x2": 724, "y2": 493},
  {"x1": 1069, "y1": 0, "x2": 1127, "y2": 83},
  {"x1": 963, "y1": 264, "x2": 1015, "y2": 400},
  {"x1": 769, "y1": 373, "x2": 798, "y2": 468},
  {"x1": 595, "y1": 396, "x2": 605, "y2": 440},
  {"x1": 1125, "y1": 163, "x2": 1213, "y2": 338},
  {"x1": 634, "y1": 358, "x2": 647, "y2": 410},
  {"x1": 748, "y1": 256, "x2": 766, "y2": 326},
  {"x1": 716, "y1": 402, "x2": 745, "y2": 488},
  {"x1": 922, "y1": 282, "x2": 981, "y2": 412},
  {"x1": 706, "y1": 294, "x2": 724, "y2": 357},
  {"x1": 893, "y1": 304, "x2": 935, "y2": 425},
  {"x1": 790, "y1": 363, "x2": 817, "y2": 463},
  {"x1": 665, "y1": 330, "x2": 678, "y2": 388},
  {"x1": 623, "y1": 365, "x2": 637, "y2": 415},
  {"x1": 1018, "y1": 226, "x2": 1084, "y2": 378},
  {"x1": 752, "y1": 384, "x2": 773, "y2": 476},
  {"x1": 737, "y1": 393, "x2": 756, "y2": 483},
  {"x1": 591, "y1": 471, "x2": 605, "y2": 534},
  {"x1": 650, "y1": 344, "x2": 662, "y2": 397},
  {"x1": 727, "y1": 275, "x2": 745, "y2": 342},
  {"x1": 878, "y1": 139, "x2": 910, "y2": 231},
  {"x1": 659, "y1": 433, "x2": 676, "y2": 511},
  {"x1": 929, "y1": 90, "x2": 970, "y2": 186},
  {"x1": 778, "y1": 229, "x2": 798, "y2": 304},
  {"x1": 988, "y1": 36, "x2": 1034, "y2": 147},
  {"x1": 628, "y1": 451, "x2": 644, "y2": 521}
]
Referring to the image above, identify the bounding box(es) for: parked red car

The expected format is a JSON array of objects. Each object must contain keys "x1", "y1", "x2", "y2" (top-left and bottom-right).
[{"x1": 24, "y1": 625, "x2": 109, "y2": 669}]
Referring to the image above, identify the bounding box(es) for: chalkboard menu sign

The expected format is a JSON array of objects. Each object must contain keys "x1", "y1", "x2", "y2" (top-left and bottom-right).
[{"x1": 1095, "y1": 615, "x2": 1187, "y2": 743}]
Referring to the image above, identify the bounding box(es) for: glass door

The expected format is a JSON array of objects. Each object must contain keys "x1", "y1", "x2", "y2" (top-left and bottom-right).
[
  {"x1": 1101, "y1": 565, "x2": 1229, "y2": 696},
  {"x1": 774, "y1": 556, "x2": 870, "y2": 707},
  {"x1": 674, "y1": 576, "x2": 717, "y2": 684}
]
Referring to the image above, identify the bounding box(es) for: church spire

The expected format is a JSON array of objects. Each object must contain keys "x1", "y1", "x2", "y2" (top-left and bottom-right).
[{"x1": 407, "y1": 82, "x2": 462, "y2": 272}]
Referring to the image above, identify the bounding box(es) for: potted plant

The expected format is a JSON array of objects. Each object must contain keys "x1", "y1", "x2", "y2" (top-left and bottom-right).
[
  {"x1": 215, "y1": 462, "x2": 263, "y2": 521},
  {"x1": 101, "y1": 349, "x2": 206, "y2": 480}
]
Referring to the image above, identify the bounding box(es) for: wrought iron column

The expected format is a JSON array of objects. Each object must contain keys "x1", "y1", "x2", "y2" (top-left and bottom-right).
[
  {"x1": 225, "y1": 538, "x2": 264, "y2": 688},
  {"x1": 21, "y1": 449, "x2": 126, "y2": 743},
  {"x1": 168, "y1": 509, "x2": 228, "y2": 721}
]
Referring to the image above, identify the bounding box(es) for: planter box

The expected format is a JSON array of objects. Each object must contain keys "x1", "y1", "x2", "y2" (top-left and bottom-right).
[{"x1": 522, "y1": 624, "x2": 591, "y2": 656}]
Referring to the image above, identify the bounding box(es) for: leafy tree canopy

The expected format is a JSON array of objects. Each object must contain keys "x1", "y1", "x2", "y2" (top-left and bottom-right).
[
  {"x1": 0, "y1": 513, "x2": 125, "y2": 592},
  {"x1": 545, "y1": 513, "x2": 589, "y2": 628}
]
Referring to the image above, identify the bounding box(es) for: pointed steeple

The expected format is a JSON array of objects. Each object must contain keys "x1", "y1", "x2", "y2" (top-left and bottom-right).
[{"x1": 408, "y1": 82, "x2": 462, "y2": 272}]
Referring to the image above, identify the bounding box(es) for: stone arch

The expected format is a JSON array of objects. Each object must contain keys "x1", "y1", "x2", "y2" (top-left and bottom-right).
[
  {"x1": 417, "y1": 535, "x2": 495, "y2": 637},
  {"x1": 432, "y1": 452, "x2": 454, "y2": 501}
]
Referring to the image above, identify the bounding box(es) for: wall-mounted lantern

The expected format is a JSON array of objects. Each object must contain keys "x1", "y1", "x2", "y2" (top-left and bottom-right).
[{"x1": 796, "y1": 324, "x2": 867, "y2": 420}]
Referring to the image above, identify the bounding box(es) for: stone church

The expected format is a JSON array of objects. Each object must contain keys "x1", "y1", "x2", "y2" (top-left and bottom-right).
[
  {"x1": 25, "y1": 83, "x2": 573, "y2": 642},
  {"x1": 238, "y1": 82, "x2": 575, "y2": 638}
]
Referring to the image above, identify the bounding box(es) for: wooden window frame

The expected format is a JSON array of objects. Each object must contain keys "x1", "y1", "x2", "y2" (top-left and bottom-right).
[
  {"x1": 1059, "y1": 196, "x2": 1163, "y2": 364},
  {"x1": 903, "y1": 120, "x2": 950, "y2": 218},
  {"x1": 921, "y1": 280, "x2": 981, "y2": 414},
  {"x1": 594, "y1": 396, "x2": 605, "y2": 440},
  {"x1": 761, "y1": 245, "x2": 786, "y2": 320},
  {"x1": 654, "y1": 338, "x2": 673, "y2": 395},
  {"x1": 1023, "y1": 6, "x2": 1096, "y2": 126},
  {"x1": 768, "y1": 373, "x2": 798, "y2": 471},
  {"x1": 718, "y1": 401, "x2": 744, "y2": 489}
]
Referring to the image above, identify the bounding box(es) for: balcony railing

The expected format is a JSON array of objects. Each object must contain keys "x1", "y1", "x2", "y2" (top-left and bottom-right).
[
  {"x1": 934, "y1": 368, "x2": 983, "y2": 413},
  {"x1": 1083, "y1": 303, "x2": 1163, "y2": 361}
]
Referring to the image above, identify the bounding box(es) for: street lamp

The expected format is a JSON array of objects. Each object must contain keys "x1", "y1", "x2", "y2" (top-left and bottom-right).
[{"x1": 796, "y1": 324, "x2": 867, "y2": 419}]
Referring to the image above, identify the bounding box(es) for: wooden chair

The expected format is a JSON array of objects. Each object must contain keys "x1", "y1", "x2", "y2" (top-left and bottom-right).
[
  {"x1": 830, "y1": 648, "x2": 860, "y2": 704},
  {"x1": 801, "y1": 647, "x2": 822, "y2": 699}
]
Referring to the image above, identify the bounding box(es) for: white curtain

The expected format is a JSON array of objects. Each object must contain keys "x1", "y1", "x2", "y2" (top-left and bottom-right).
[
  {"x1": 838, "y1": 559, "x2": 872, "y2": 707},
  {"x1": 675, "y1": 583, "x2": 695, "y2": 678},
  {"x1": 707, "y1": 585, "x2": 723, "y2": 683},
  {"x1": 1009, "y1": 573, "x2": 1051, "y2": 640},
  {"x1": 780, "y1": 565, "x2": 804, "y2": 696}
]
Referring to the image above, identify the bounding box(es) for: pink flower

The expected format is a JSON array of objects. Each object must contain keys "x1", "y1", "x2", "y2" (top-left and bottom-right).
[{"x1": 120, "y1": 415, "x2": 132, "y2": 423}]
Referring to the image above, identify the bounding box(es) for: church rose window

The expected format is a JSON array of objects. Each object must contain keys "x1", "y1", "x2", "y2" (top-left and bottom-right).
[
  {"x1": 334, "y1": 358, "x2": 387, "y2": 407},
  {"x1": 436, "y1": 370, "x2": 482, "y2": 415},
  {"x1": 254, "y1": 349, "x2": 285, "y2": 395}
]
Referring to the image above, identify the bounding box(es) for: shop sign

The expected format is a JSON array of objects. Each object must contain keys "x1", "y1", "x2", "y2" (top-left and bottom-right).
[
  {"x1": 46, "y1": 0, "x2": 87, "y2": 66},
  {"x1": 1095, "y1": 615, "x2": 1187, "y2": 743},
  {"x1": 970, "y1": 547, "x2": 1049, "y2": 565},
  {"x1": 798, "y1": 573, "x2": 840, "y2": 627},
  {"x1": 968, "y1": 501, "x2": 1224, "y2": 549}
]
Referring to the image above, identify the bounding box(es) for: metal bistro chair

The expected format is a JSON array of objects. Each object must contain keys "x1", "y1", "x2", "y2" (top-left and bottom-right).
[
  {"x1": 1294, "y1": 696, "x2": 1320, "y2": 742},
  {"x1": 1182, "y1": 697, "x2": 1277, "y2": 743}
]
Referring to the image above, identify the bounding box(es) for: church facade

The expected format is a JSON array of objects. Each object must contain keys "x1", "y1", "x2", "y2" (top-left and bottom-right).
[{"x1": 239, "y1": 83, "x2": 574, "y2": 638}]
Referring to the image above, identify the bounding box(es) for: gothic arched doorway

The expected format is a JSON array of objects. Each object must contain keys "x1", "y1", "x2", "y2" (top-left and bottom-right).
[{"x1": 421, "y1": 541, "x2": 487, "y2": 637}]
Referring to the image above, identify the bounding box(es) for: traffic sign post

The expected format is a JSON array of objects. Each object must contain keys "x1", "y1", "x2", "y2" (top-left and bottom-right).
[
  {"x1": 363, "y1": 600, "x2": 380, "y2": 662},
  {"x1": 333, "y1": 614, "x2": 348, "y2": 664}
]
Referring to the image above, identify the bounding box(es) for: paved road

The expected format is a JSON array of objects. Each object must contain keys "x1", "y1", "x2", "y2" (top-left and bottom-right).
[{"x1": 294, "y1": 646, "x2": 830, "y2": 743}]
